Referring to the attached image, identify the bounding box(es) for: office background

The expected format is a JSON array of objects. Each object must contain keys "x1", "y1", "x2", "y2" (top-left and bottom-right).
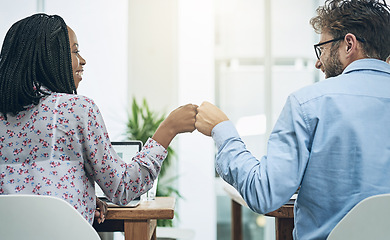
[{"x1": 0, "y1": 0, "x2": 325, "y2": 239}]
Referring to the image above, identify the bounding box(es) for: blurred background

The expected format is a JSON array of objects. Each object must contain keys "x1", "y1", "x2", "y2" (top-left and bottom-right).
[{"x1": 0, "y1": 0, "x2": 325, "y2": 239}]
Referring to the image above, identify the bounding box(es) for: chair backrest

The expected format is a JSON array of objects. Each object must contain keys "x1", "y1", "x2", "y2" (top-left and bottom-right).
[
  {"x1": 0, "y1": 194, "x2": 101, "y2": 240},
  {"x1": 327, "y1": 193, "x2": 390, "y2": 240}
]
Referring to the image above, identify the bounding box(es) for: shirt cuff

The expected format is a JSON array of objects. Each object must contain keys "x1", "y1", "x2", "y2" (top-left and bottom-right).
[
  {"x1": 141, "y1": 138, "x2": 168, "y2": 160},
  {"x1": 211, "y1": 120, "x2": 240, "y2": 149}
]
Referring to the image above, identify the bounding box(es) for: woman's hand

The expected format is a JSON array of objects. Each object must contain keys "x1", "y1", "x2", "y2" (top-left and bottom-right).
[
  {"x1": 152, "y1": 104, "x2": 198, "y2": 149},
  {"x1": 95, "y1": 197, "x2": 108, "y2": 224}
]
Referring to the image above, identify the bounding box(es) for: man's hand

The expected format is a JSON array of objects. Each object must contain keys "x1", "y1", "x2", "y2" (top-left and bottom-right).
[
  {"x1": 196, "y1": 101, "x2": 229, "y2": 136},
  {"x1": 95, "y1": 197, "x2": 108, "y2": 224}
]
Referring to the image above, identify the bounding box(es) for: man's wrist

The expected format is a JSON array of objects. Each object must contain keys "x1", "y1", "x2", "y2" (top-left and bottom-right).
[{"x1": 211, "y1": 120, "x2": 239, "y2": 148}]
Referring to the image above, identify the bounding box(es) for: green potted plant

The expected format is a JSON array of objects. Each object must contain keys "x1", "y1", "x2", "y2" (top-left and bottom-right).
[{"x1": 126, "y1": 97, "x2": 181, "y2": 227}]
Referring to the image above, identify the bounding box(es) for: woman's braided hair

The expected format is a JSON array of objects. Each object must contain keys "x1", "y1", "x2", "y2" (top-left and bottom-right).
[{"x1": 0, "y1": 13, "x2": 76, "y2": 119}]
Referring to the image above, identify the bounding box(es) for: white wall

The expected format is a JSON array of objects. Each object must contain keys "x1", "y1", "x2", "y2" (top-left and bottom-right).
[
  {"x1": 215, "y1": 0, "x2": 318, "y2": 60},
  {"x1": 127, "y1": 0, "x2": 178, "y2": 113},
  {"x1": 177, "y1": 1, "x2": 216, "y2": 239},
  {"x1": 0, "y1": 0, "x2": 36, "y2": 42},
  {"x1": 45, "y1": 0, "x2": 129, "y2": 141},
  {"x1": 126, "y1": 1, "x2": 217, "y2": 239}
]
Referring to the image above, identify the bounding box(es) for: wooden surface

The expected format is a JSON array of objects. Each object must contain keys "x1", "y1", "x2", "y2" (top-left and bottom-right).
[
  {"x1": 223, "y1": 181, "x2": 246, "y2": 240},
  {"x1": 265, "y1": 204, "x2": 294, "y2": 218},
  {"x1": 93, "y1": 197, "x2": 175, "y2": 240},
  {"x1": 223, "y1": 181, "x2": 295, "y2": 240},
  {"x1": 265, "y1": 204, "x2": 294, "y2": 240},
  {"x1": 231, "y1": 200, "x2": 243, "y2": 240},
  {"x1": 105, "y1": 197, "x2": 175, "y2": 219}
]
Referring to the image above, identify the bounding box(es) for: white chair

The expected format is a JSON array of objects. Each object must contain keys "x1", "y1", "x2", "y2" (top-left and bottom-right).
[
  {"x1": 0, "y1": 194, "x2": 101, "y2": 240},
  {"x1": 327, "y1": 193, "x2": 390, "y2": 240}
]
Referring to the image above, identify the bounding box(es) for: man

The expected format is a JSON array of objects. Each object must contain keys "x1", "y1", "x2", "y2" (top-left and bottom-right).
[{"x1": 195, "y1": 0, "x2": 390, "y2": 239}]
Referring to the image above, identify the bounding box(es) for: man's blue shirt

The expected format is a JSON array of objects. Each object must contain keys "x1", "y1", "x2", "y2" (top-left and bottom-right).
[{"x1": 212, "y1": 59, "x2": 390, "y2": 239}]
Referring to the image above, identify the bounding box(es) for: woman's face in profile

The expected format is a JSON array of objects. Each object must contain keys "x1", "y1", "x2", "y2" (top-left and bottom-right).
[{"x1": 67, "y1": 26, "x2": 86, "y2": 89}]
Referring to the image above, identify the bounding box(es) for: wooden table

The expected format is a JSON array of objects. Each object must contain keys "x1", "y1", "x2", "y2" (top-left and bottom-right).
[
  {"x1": 223, "y1": 182, "x2": 295, "y2": 240},
  {"x1": 265, "y1": 204, "x2": 294, "y2": 240},
  {"x1": 93, "y1": 197, "x2": 175, "y2": 240}
]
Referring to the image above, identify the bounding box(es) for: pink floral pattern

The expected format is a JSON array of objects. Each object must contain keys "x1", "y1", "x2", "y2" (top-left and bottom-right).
[{"x1": 0, "y1": 92, "x2": 167, "y2": 224}]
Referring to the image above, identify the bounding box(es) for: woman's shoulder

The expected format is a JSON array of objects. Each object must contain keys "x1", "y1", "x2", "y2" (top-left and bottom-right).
[
  {"x1": 47, "y1": 92, "x2": 97, "y2": 107},
  {"x1": 40, "y1": 92, "x2": 102, "y2": 117}
]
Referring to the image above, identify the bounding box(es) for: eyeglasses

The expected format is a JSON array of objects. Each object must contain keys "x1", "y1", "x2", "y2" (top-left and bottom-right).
[
  {"x1": 314, "y1": 37, "x2": 344, "y2": 60},
  {"x1": 314, "y1": 36, "x2": 366, "y2": 60}
]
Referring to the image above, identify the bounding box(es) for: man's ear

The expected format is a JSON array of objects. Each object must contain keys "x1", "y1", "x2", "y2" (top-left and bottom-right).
[
  {"x1": 343, "y1": 33, "x2": 363, "y2": 61},
  {"x1": 344, "y1": 33, "x2": 356, "y2": 54}
]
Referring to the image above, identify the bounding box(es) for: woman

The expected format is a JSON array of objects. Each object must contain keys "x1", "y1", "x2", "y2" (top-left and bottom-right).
[{"x1": 0, "y1": 13, "x2": 197, "y2": 224}]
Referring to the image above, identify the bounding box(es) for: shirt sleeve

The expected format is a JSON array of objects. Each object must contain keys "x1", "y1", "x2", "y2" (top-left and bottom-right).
[
  {"x1": 212, "y1": 95, "x2": 311, "y2": 214},
  {"x1": 78, "y1": 97, "x2": 167, "y2": 205}
]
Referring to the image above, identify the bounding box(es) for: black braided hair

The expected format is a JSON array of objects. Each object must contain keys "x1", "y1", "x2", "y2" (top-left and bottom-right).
[{"x1": 0, "y1": 13, "x2": 76, "y2": 119}]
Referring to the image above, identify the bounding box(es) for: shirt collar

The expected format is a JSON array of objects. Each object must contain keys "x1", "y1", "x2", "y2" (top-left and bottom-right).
[{"x1": 343, "y1": 58, "x2": 390, "y2": 75}]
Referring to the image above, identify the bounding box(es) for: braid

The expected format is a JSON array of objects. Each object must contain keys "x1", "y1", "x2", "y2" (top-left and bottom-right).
[{"x1": 0, "y1": 13, "x2": 77, "y2": 119}]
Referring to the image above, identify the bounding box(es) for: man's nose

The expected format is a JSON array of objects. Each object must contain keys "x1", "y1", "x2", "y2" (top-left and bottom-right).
[{"x1": 315, "y1": 59, "x2": 322, "y2": 69}]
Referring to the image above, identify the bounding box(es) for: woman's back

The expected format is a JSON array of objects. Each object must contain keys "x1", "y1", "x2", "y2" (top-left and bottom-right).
[{"x1": 0, "y1": 91, "x2": 115, "y2": 223}]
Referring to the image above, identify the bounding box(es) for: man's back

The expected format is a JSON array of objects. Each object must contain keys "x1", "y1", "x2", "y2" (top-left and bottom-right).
[
  {"x1": 195, "y1": 1, "x2": 390, "y2": 239},
  {"x1": 293, "y1": 59, "x2": 390, "y2": 239}
]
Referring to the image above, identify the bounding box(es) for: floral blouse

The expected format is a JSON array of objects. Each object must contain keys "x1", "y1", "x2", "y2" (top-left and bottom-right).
[{"x1": 0, "y1": 91, "x2": 167, "y2": 224}]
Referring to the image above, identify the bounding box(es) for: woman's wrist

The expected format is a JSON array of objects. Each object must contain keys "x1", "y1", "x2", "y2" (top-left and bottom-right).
[{"x1": 152, "y1": 120, "x2": 176, "y2": 149}]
